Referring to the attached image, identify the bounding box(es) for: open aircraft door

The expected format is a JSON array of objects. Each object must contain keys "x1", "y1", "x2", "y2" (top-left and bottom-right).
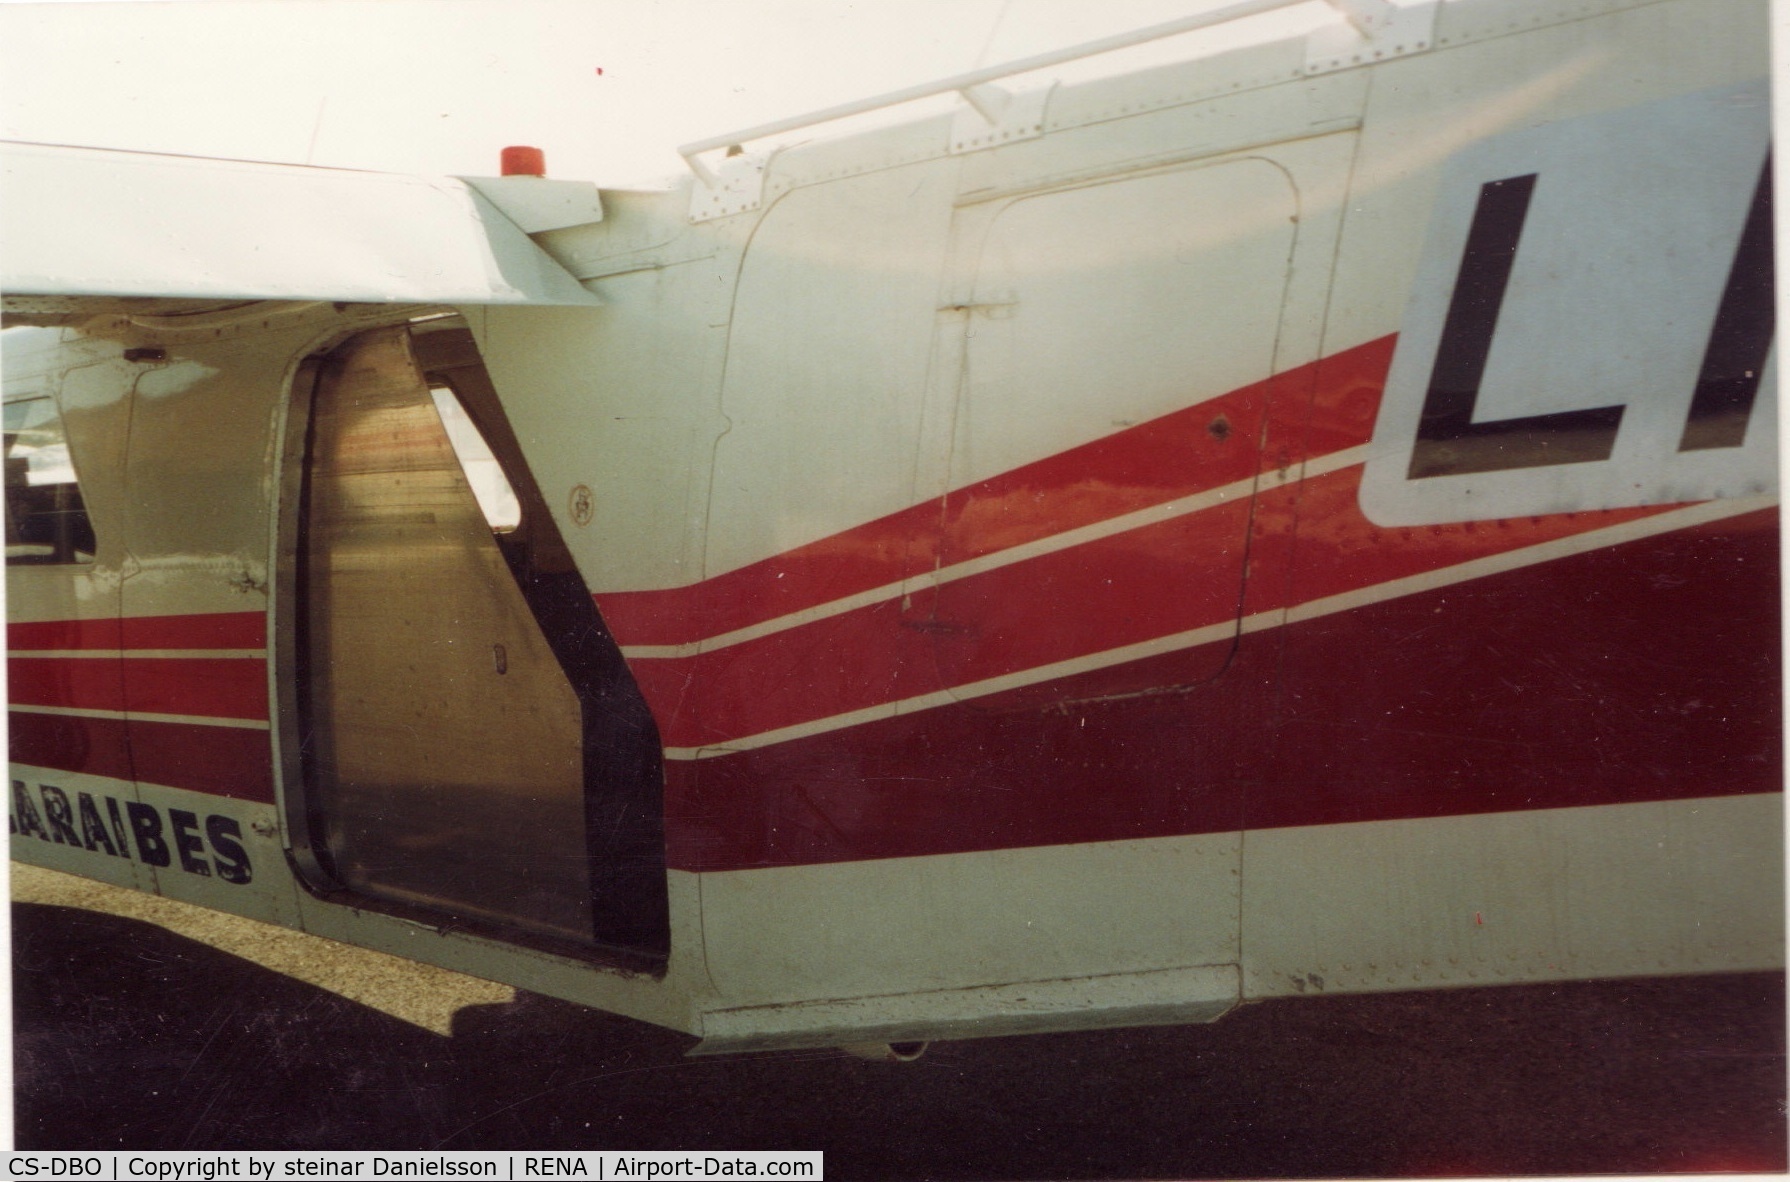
[{"x1": 279, "y1": 324, "x2": 669, "y2": 961}]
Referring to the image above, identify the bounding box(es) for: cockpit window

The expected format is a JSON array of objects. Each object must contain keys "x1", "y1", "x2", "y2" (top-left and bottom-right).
[{"x1": 4, "y1": 396, "x2": 95, "y2": 564}]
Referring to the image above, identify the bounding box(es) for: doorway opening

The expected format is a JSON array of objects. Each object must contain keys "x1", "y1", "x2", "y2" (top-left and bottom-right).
[{"x1": 286, "y1": 323, "x2": 668, "y2": 963}]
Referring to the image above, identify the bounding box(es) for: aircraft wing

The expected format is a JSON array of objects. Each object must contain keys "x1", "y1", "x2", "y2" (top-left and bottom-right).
[{"x1": 0, "y1": 141, "x2": 603, "y2": 321}]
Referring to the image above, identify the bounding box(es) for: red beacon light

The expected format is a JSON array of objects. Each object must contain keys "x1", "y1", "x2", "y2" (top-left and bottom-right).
[{"x1": 500, "y1": 145, "x2": 547, "y2": 177}]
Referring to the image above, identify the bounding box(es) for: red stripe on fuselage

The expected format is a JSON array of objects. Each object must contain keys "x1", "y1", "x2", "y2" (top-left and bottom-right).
[
  {"x1": 607, "y1": 342, "x2": 1360, "y2": 744},
  {"x1": 8, "y1": 610, "x2": 272, "y2": 800},
  {"x1": 9, "y1": 658, "x2": 126, "y2": 714},
  {"x1": 122, "y1": 612, "x2": 266, "y2": 650},
  {"x1": 8, "y1": 611, "x2": 264, "y2": 652},
  {"x1": 612, "y1": 332, "x2": 1692, "y2": 752},
  {"x1": 594, "y1": 342, "x2": 1373, "y2": 648},
  {"x1": 125, "y1": 659, "x2": 268, "y2": 721},
  {"x1": 631, "y1": 465, "x2": 1687, "y2": 750},
  {"x1": 7, "y1": 656, "x2": 267, "y2": 722},
  {"x1": 6, "y1": 617, "x2": 121, "y2": 652},
  {"x1": 607, "y1": 329, "x2": 1702, "y2": 750}
]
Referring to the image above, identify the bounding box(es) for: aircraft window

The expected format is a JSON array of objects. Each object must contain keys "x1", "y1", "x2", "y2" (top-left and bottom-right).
[
  {"x1": 4, "y1": 396, "x2": 95, "y2": 564},
  {"x1": 429, "y1": 384, "x2": 521, "y2": 533}
]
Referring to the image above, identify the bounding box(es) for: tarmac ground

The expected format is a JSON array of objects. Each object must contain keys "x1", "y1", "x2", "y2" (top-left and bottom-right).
[{"x1": 11, "y1": 868, "x2": 1787, "y2": 1176}]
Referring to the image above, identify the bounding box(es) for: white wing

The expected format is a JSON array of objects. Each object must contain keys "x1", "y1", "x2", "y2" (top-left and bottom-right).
[{"x1": 0, "y1": 142, "x2": 603, "y2": 320}]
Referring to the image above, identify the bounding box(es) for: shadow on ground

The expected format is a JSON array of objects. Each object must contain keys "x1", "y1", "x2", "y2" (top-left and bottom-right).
[{"x1": 14, "y1": 900, "x2": 1786, "y2": 1176}]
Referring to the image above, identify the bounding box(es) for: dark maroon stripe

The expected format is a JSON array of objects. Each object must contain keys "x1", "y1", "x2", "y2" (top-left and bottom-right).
[
  {"x1": 663, "y1": 510, "x2": 1779, "y2": 871},
  {"x1": 1251, "y1": 507, "x2": 1780, "y2": 831},
  {"x1": 7, "y1": 710, "x2": 273, "y2": 804},
  {"x1": 662, "y1": 633, "x2": 1249, "y2": 872},
  {"x1": 8, "y1": 657, "x2": 125, "y2": 713},
  {"x1": 126, "y1": 719, "x2": 274, "y2": 804},
  {"x1": 8, "y1": 710, "x2": 134, "y2": 783}
]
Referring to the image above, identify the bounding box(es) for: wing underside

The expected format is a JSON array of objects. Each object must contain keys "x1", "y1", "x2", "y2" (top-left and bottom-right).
[{"x1": 0, "y1": 141, "x2": 603, "y2": 322}]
